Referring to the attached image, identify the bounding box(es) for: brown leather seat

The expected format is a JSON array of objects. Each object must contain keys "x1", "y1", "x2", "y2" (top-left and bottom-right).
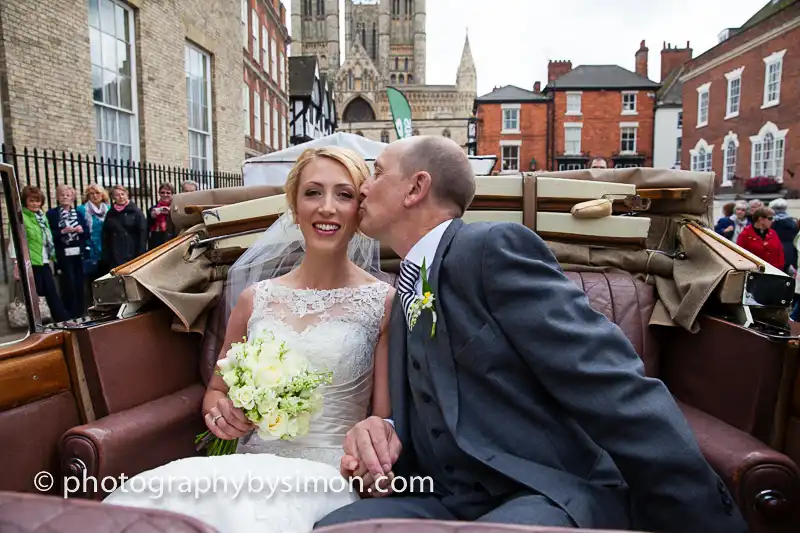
[
  {"x1": 59, "y1": 270, "x2": 800, "y2": 533},
  {"x1": 0, "y1": 491, "x2": 218, "y2": 533}
]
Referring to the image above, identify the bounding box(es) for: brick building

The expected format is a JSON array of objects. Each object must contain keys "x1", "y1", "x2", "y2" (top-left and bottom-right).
[
  {"x1": 680, "y1": 0, "x2": 798, "y2": 190},
  {"x1": 242, "y1": 0, "x2": 290, "y2": 158},
  {"x1": 472, "y1": 41, "x2": 660, "y2": 173},
  {"x1": 0, "y1": 0, "x2": 263, "y2": 175},
  {"x1": 544, "y1": 42, "x2": 660, "y2": 171},
  {"x1": 472, "y1": 84, "x2": 548, "y2": 173}
]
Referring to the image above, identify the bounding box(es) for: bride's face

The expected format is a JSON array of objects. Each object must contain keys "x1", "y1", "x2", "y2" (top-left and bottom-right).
[{"x1": 294, "y1": 157, "x2": 360, "y2": 254}]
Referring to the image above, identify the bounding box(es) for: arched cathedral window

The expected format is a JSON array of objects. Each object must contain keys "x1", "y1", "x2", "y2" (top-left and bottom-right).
[
  {"x1": 405, "y1": 0, "x2": 412, "y2": 18},
  {"x1": 316, "y1": 0, "x2": 324, "y2": 16},
  {"x1": 392, "y1": 0, "x2": 400, "y2": 17},
  {"x1": 443, "y1": 129, "x2": 451, "y2": 138},
  {"x1": 407, "y1": 74, "x2": 413, "y2": 84},
  {"x1": 381, "y1": 130, "x2": 390, "y2": 143},
  {"x1": 404, "y1": 58, "x2": 408, "y2": 71}
]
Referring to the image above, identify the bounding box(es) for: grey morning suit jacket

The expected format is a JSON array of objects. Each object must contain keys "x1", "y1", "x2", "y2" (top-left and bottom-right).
[{"x1": 387, "y1": 218, "x2": 749, "y2": 532}]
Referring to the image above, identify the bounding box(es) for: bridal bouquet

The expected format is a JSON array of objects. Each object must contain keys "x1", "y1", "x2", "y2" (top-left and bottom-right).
[{"x1": 195, "y1": 330, "x2": 333, "y2": 456}]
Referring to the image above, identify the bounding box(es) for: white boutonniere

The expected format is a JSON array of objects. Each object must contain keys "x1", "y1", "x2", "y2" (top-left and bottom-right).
[{"x1": 408, "y1": 258, "x2": 437, "y2": 338}]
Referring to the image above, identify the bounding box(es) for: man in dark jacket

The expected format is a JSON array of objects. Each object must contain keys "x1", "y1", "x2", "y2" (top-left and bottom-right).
[{"x1": 46, "y1": 185, "x2": 89, "y2": 319}]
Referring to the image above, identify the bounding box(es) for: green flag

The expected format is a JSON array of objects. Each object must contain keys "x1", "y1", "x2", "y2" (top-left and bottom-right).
[{"x1": 386, "y1": 87, "x2": 413, "y2": 140}]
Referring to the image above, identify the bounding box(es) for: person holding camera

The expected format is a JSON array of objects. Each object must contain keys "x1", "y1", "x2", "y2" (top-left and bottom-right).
[{"x1": 146, "y1": 182, "x2": 176, "y2": 249}]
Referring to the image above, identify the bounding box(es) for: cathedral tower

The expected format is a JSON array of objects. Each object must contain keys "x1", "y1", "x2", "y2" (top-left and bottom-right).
[
  {"x1": 291, "y1": 0, "x2": 340, "y2": 77},
  {"x1": 413, "y1": 0, "x2": 426, "y2": 84},
  {"x1": 456, "y1": 32, "x2": 476, "y2": 94}
]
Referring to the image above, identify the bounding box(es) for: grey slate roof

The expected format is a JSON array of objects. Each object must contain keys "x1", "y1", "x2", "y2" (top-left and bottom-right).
[
  {"x1": 656, "y1": 65, "x2": 684, "y2": 107},
  {"x1": 475, "y1": 85, "x2": 548, "y2": 103},
  {"x1": 740, "y1": 0, "x2": 797, "y2": 30},
  {"x1": 546, "y1": 65, "x2": 660, "y2": 90},
  {"x1": 289, "y1": 56, "x2": 318, "y2": 97}
]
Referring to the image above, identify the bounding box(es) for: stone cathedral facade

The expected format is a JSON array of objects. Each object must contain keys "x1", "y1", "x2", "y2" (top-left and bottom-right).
[{"x1": 291, "y1": 0, "x2": 476, "y2": 149}]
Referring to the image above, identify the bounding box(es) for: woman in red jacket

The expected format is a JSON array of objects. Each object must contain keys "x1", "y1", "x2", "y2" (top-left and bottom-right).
[{"x1": 737, "y1": 207, "x2": 785, "y2": 269}]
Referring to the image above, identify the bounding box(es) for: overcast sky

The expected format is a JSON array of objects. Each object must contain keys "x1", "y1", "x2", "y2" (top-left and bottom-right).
[{"x1": 280, "y1": 0, "x2": 767, "y2": 96}]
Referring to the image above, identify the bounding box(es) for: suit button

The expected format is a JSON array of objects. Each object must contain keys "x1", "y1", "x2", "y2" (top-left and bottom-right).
[
  {"x1": 473, "y1": 482, "x2": 484, "y2": 491},
  {"x1": 422, "y1": 393, "x2": 432, "y2": 403},
  {"x1": 412, "y1": 360, "x2": 421, "y2": 370},
  {"x1": 431, "y1": 428, "x2": 442, "y2": 438},
  {"x1": 444, "y1": 465, "x2": 454, "y2": 473}
]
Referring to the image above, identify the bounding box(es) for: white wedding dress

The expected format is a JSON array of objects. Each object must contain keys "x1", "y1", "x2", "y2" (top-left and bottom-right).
[{"x1": 103, "y1": 279, "x2": 391, "y2": 533}]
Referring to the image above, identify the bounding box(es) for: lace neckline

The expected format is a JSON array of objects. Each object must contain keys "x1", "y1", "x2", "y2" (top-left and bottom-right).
[{"x1": 264, "y1": 279, "x2": 386, "y2": 295}]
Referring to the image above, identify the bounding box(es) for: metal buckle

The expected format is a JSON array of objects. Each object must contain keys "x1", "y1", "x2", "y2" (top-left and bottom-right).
[{"x1": 601, "y1": 193, "x2": 651, "y2": 212}]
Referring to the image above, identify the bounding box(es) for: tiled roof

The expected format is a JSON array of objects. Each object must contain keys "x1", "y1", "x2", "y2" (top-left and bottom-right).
[
  {"x1": 656, "y1": 65, "x2": 684, "y2": 106},
  {"x1": 546, "y1": 65, "x2": 660, "y2": 90},
  {"x1": 475, "y1": 85, "x2": 548, "y2": 103},
  {"x1": 740, "y1": 0, "x2": 797, "y2": 30},
  {"x1": 289, "y1": 56, "x2": 318, "y2": 97}
]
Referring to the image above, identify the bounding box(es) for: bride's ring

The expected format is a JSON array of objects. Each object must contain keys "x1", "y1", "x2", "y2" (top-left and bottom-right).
[{"x1": 212, "y1": 414, "x2": 223, "y2": 423}]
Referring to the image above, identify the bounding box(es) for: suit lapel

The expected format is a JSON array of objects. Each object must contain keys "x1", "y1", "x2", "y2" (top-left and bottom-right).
[
  {"x1": 388, "y1": 295, "x2": 410, "y2": 445},
  {"x1": 423, "y1": 218, "x2": 463, "y2": 436}
]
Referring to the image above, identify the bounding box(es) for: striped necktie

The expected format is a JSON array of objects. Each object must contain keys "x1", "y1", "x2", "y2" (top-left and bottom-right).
[{"x1": 398, "y1": 259, "x2": 421, "y2": 326}]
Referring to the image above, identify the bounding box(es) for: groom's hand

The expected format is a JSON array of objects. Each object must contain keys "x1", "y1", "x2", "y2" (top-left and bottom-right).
[{"x1": 342, "y1": 416, "x2": 401, "y2": 480}]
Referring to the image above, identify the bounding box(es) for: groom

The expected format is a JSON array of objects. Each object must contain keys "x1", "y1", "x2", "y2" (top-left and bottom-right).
[{"x1": 315, "y1": 136, "x2": 748, "y2": 532}]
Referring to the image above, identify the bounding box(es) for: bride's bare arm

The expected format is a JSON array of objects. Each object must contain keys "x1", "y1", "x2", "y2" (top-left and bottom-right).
[
  {"x1": 202, "y1": 285, "x2": 255, "y2": 439},
  {"x1": 370, "y1": 287, "x2": 396, "y2": 419}
]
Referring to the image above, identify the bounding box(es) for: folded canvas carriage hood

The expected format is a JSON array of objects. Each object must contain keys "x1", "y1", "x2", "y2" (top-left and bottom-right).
[{"x1": 241, "y1": 131, "x2": 497, "y2": 186}]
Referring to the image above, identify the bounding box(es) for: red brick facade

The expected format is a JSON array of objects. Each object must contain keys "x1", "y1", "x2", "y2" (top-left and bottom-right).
[
  {"x1": 550, "y1": 88, "x2": 656, "y2": 170},
  {"x1": 474, "y1": 43, "x2": 659, "y2": 174},
  {"x1": 475, "y1": 100, "x2": 548, "y2": 173},
  {"x1": 243, "y1": 0, "x2": 290, "y2": 157},
  {"x1": 681, "y1": 1, "x2": 799, "y2": 190}
]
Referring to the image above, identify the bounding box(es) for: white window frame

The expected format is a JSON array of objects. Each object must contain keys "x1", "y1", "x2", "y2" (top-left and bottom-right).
[
  {"x1": 501, "y1": 103, "x2": 520, "y2": 134},
  {"x1": 253, "y1": 89, "x2": 261, "y2": 142},
  {"x1": 619, "y1": 122, "x2": 638, "y2": 154},
  {"x1": 721, "y1": 131, "x2": 738, "y2": 186},
  {"x1": 185, "y1": 42, "x2": 213, "y2": 173},
  {"x1": 566, "y1": 92, "x2": 581, "y2": 116},
  {"x1": 677, "y1": 111, "x2": 682, "y2": 129},
  {"x1": 621, "y1": 91, "x2": 637, "y2": 115},
  {"x1": 564, "y1": 122, "x2": 582, "y2": 155},
  {"x1": 261, "y1": 26, "x2": 268, "y2": 69},
  {"x1": 90, "y1": 0, "x2": 140, "y2": 167},
  {"x1": 243, "y1": 83, "x2": 250, "y2": 136},
  {"x1": 251, "y1": 9, "x2": 259, "y2": 62},
  {"x1": 272, "y1": 105, "x2": 279, "y2": 149},
  {"x1": 762, "y1": 49, "x2": 785, "y2": 109},
  {"x1": 724, "y1": 67, "x2": 743, "y2": 120},
  {"x1": 696, "y1": 82, "x2": 710, "y2": 128},
  {"x1": 499, "y1": 140, "x2": 521, "y2": 174},
  {"x1": 750, "y1": 121, "x2": 788, "y2": 181},
  {"x1": 689, "y1": 139, "x2": 714, "y2": 172},
  {"x1": 241, "y1": 0, "x2": 248, "y2": 48},
  {"x1": 280, "y1": 110, "x2": 286, "y2": 149},
  {"x1": 264, "y1": 96, "x2": 271, "y2": 148},
  {"x1": 271, "y1": 36, "x2": 278, "y2": 82}
]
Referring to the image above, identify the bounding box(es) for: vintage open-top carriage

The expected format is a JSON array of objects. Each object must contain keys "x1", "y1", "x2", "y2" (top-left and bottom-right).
[{"x1": 1, "y1": 133, "x2": 800, "y2": 533}]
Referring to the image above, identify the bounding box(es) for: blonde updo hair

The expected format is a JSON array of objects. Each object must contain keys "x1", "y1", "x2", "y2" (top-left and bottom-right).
[{"x1": 284, "y1": 147, "x2": 370, "y2": 221}]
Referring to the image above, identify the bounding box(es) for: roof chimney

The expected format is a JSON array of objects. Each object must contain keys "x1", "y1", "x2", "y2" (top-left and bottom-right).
[
  {"x1": 533, "y1": 81, "x2": 541, "y2": 92},
  {"x1": 548, "y1": 60, "x2": 572, "y2": 83},
  {"x1": 635, "y1": 40, "x2": 649, "y2": 78},
  {"x1": 660, "y1": 41, "x2": 693, "y2": 82}
]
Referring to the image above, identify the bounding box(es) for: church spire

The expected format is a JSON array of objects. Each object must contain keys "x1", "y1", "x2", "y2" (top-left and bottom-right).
[{"x1": 456, "y1": 30, "x2": 476, "y2": 93}]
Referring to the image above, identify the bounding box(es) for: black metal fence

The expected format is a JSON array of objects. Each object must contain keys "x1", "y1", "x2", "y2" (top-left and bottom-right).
[{"x1": 0, "y1": 144, "x2": 243, "y2": 283}]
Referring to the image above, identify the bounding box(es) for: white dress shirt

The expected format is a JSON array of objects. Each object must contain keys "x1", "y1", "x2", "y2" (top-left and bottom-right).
[{"x1": 403, "y1": 219, "x2": 453, "y2": 296}]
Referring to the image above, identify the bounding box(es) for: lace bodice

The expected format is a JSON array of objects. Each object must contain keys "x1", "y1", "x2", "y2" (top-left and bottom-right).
[{"x1": 236, "y1": 279, "x2": 391, "y2": 466}]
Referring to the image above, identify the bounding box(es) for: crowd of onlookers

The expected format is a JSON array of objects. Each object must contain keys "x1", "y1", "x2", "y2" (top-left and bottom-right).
[
  {"x1": 9, "y1": 180, "x2": 198, "y2": 323},
  {"x1": 714, "y1": 197, "x2": 800, "y2": 319}
]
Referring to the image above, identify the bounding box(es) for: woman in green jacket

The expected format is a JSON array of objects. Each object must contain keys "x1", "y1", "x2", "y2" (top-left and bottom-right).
[{"x1": 10, "y1": 186, "x2": 68, "y2": 323}]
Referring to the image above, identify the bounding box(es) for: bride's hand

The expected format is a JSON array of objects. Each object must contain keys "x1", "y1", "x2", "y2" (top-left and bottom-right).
[
  {"x1": 342, "y1": 416, "x2": 401, "y2": 482},
  {"x1": 205, "y1": 397, "x2": 252, "y2": 440}
]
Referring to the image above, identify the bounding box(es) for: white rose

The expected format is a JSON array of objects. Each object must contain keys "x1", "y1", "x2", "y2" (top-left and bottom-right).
[
  {"x1": 256, "y1": 391, "x2": 279, "y2": 414},
  {"x1": 229, "y1": 385, "x2": 256, "y2": 411},
  {"x1": 226, "y1": 343, "x2": 245, "y2": 365},
  {"x1": 253, "y1": 362, "x2": 283, "y2": 389},
  {"x1": 280, "y1": 351, "x2": 308, "y2": 377},
  {"x1": 257, "y1": 409, "x2": 289, "y2": 439}
]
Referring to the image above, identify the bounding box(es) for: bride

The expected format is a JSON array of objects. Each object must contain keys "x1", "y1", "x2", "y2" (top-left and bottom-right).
[{"x1": 103, "y1": 146, "x2": 396, "y2": 533}]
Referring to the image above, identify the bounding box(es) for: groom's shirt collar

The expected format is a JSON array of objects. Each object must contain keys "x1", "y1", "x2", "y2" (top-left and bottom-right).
[{"x1": 404, "y1": 219, "x2": 453, "y2": 292}]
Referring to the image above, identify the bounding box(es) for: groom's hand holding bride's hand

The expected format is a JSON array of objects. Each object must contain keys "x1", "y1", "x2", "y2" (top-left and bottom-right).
[{"x1": 340, "y1": 416, "x2": 401, "y2": 498}]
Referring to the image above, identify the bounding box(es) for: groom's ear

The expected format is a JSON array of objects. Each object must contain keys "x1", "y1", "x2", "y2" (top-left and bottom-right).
[{"x1": 404, "y1": 170, "x2": 433, "y2": 208}]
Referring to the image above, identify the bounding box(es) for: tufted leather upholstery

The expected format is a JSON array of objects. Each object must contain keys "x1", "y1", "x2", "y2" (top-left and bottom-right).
[{"x1": 0, "y1": 491, "x2": 218, "y2": 533}]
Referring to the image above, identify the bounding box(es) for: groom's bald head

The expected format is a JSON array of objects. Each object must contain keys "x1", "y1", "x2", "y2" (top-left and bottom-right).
[{"x1": 396, "y1": 136, "x2": 476, "y2": 216}]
